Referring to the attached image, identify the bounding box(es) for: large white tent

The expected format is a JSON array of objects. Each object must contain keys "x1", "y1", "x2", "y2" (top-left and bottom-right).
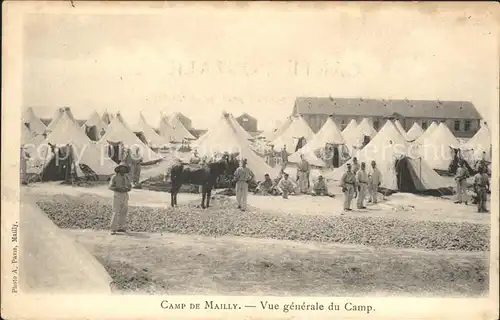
[
  {"x1": 328, "y1": 120, "x2": 453, "y2": 194},
  {"x1": 406, "y1": 122, "x2": 425, "y2": 141},
  {"x1": 99, "y1": 112, "x2": 161, "y2": 164},
  {"x1": 134, "y1": 112, "x2": 170, "y2": 147},
  {"x1": 22, "y1": 107, "x2": 47, "y2": 135},
  {"x1": 463, "y1": 123, "x2": 492, "y2": 162},
  {"x1": 394, "y1": 120, "x2": 408, "y2": 139},
  {"x1": 169, "y1": 113, "x2": 196, "y2": 140},
  {"x1": 158, "y1": 113, "x2": 185, "y2": 142},
  {"x1": 101, "y1": 110, "x2": 113, "y2": 125},
  {"x1": 22, "y1": 124, "x2": 44, "y2": 146},
  {"x1": 267, "y1": 117, "x2": 293, "y2": 142},
  {"x1": 46, "y1": 108, "x2": 65, "y2": 132},
  {"x1": 194, "y1": 112, "x2": 278, "y2": 179},
  {"x1": 288, "y1": 117, "x2": 349, "y2": 167},
  {"x1": 414, "y1": 121, "x2": 438, "y2": 145},
  {"x1": 229, "y1": 113, "x2": 254, "y2": 141},
  {"x1": 82, "y1": 111, "x2": 108, "y2": 140},
  {"x1": 26, "y1": 111, "x2": 117, "y2": 179},
  {"x1": 343, "y1": 118, "x2": 376, "y2": 153},
  {"x1": 342, "y1": 119, "x2": 358, "y2": 135},
  {"x1": 411, "y1": 122, "x2": 464, "y2": 172},
  {"x1": 271, "y1": 116, "x2": 315, "y2": 152},
  {"x1": 20, "y1": 200, "x2": 112, "y2": 293}
]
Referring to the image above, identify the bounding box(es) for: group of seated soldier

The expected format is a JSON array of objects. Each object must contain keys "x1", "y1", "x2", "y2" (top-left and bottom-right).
[{"x1": 253, "y1": 169, "x2": 333, "y2": 199}]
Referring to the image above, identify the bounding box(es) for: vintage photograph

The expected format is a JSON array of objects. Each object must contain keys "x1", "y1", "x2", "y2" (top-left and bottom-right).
[{"x1": 2, "y1": 1, "x2": 498, "y2": 319}]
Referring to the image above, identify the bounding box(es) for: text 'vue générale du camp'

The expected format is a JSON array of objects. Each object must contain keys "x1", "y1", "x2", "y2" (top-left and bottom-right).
[{"x1": 160, "y1": 300, "x2": 375, "y2": 314}]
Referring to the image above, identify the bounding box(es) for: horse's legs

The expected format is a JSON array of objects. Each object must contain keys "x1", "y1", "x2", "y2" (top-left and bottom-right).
[
  {"x1": 201, "y1": 187, "x2": 206, "y2": 209},
  {"x1": 171, "y1": 182, "x2": 181, "y2": 207},
  {"x1": 206, "y1": 187, "x2": 212, "y2": 208}
]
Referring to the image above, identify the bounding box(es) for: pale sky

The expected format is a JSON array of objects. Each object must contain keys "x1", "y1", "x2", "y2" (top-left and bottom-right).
[{"x1": 22, "y1": 3, "x2": 498, "y2": 131}]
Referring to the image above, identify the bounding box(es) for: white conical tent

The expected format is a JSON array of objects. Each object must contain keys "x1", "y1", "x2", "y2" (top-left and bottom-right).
[
  {"x1": 83, "y1": 111, "x2": 107, "y2": 132},
  {"x1": 412, "y1": 122, "x2": 463, "y2": 171},
  {"x1": 134, "y1": 113, "x2": 170, "y2": 147},
  {"x1": 343, "y1": 118, "x2": 376, "y2": 152},
  {"x1": 414, "y1": 121, "x2": 438, "y2": 145},
  {"x1": 229, "y1": 114, "x2": 254, "y2": 141},
  {"x1": 159, "y1": 114, "x2": 184, "y2": 142},
  {"x1": 169, "y1": 113, "x2": 196, "y2": 140},
  {"x1": 22, "y1": 124, "x2": 44, "y2": 146},
  {"x1": 101, "y1": 111, "x2": 113, "y2": 125},
  {"x1": 22, "y1": 107, "x2": 46, "y2": 135},
  {"x1": 268, "y1": 117, "x2": 293, "y2": 142},
  {"x1": 406, "y1": 122, "x2": 424, "y2": 141},
  {"x1": 271, "y1": 116, "x2": 315, "y2": 152},
  {"x1": 342, "y1": 119, "x2": 358, "y2": 134},
  {"x1": 288, "y1": 117, "x2": 348, "y2": 167},
  {"x1": 328, "y1": 121, "x2": 453, "y2": 193},
  {"x1": 46, "y1": 108, "x2": 65, "y2": 132},
  {"x1": 194, "y1": 113, "x2": 278, "y2": 179},
  {"x1": 26, "y1": 111, "x2": 117, "y2": 178},
  {"x1": 394, "y1": 120, "x2": 408, "y2": 139},
  {"x1": 99, "y1": 112, "x2": 161, "y2": 164},
  {"x1": 463, "y1": 124, "x2": 492, "y2": 162},
  {"x1": 357, "y1": 118, "x2": 377, "y2": 137},
  {"x1": 20, "y1": 200, "x2": 112, "y2": 293}
]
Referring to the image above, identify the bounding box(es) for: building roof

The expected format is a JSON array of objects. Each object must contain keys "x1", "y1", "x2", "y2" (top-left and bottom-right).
[
  {"x1": 236, "y1": 113, "x2": 256, "y2": 121},
  {"x1": 293, "y1": 97, "x2": 482, "y2": 120}
]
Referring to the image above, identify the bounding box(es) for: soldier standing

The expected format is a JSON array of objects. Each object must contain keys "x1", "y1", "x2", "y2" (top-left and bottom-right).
[
  {"x1": 340, "y1": 163, "x2": 356, "y2": 212},
  {"x1": 356, "y1": 162, "x2": 368, "y2": 209}
]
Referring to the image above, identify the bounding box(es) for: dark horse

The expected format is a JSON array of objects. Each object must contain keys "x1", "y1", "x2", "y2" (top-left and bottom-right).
[{"x1": 169, "y1": 154, "x2": 239, "y2": 208}]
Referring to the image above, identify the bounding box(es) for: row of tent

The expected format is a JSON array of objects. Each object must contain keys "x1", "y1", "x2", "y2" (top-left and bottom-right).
[
  {"x1": 21, "y1": 107, "x2": 276, "y2": 181},
  {"x1": 23, "y1": 107, "x2": 197, "y2": 146},
  {"x1": 258, "y1": 114, "x2": 492, "y2": 172},
  {"x1": 21, "y1": 106, "x2": 492, "y2": 195},
  {"x1": 21, "y1": 108, "x2": 180, "y2": 180}
]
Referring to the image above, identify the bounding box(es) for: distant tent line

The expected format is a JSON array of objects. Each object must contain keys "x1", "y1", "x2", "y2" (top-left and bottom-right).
[{"x1": 22, "y1": 107, "x2": 491, "y2": 196}]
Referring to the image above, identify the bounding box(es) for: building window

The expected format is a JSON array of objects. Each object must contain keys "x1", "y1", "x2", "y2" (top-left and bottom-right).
[
  {"x1": 373, "y1": 120, "x2": 379, "y2": 130},
  {"x1": 454, "y1": 120, "x2": 461, "y2": 132},
  {"x1": 422, "y1": 121, "x2": 428, "y2": 130},
  {"x1": 464, "y1": 120, "x2": 471, "y2": 132}
]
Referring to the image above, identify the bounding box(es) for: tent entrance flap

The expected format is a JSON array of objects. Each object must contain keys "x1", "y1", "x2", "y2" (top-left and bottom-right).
[
  {"x1": 395, "y1": 157, "x2": 418, "y2": 193},
  {"x1": 295, "y1": 137, "x2": 306, "y2": 152},
  {"x1": 41, "y1": 145, "x2": 73, "y2": 182},
  {"x1": 448, "y1": 147, "x2": 475, "y2": 176},
  {"x1": 106, "y1": 141, "x2": 123, "y2": 164},
  {"x1": 135, "y1": 132, "x2": 148, "y2": 145},
  {"x1": 362, "y1": 135, "x2": 371, "y2": 148},
  {"x1": 85, "y1": 125, "x2": 99, "y2": 141},
  {"x1": 324, "y1": 143, "x2": 341, "y2": 168}
]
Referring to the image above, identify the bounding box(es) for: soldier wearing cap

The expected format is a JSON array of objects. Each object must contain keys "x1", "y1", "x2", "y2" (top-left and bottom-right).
[
  {"x1": 277, "y1": 171, "x2": 295, "y2": 199},
  {"x1": 340, "y1": 163, "x2": 356, "y2": 212},
  {"x1": 233, "y1": 158, "x2": 254, "y2": 211},
  {"x1": 109, "y1": 162, "x2": 132, "y2": 234},
  {"x1": 356, "y1": 162, "x2": 368, "y2": 209}
]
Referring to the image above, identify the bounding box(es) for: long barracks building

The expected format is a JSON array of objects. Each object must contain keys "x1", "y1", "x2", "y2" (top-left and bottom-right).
[{"x1": 292, "y1": 97, "x2": 483, "y2": 138}]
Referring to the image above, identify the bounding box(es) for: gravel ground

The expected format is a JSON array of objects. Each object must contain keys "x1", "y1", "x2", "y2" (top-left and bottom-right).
[{"x1": 35, "y1": 193, "x2": 490, "y2": 252}]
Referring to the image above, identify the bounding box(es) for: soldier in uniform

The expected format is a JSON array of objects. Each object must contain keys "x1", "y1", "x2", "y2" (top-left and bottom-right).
[
  {"x1": 454, "y1": 160, "x2": 469, "y2": 205},
  {"x1": 340, "y1": 163, "x2": 356, "y2": 212},
  {"x1": 356, "y1": 162, "x2": 369, "y2": 209},
  {"x1": 297, "y1": 154, "x2": 311, "y2": 193},
  {"x1": 281, "y1": 145, "x2": 288, "y2": 169},
  {"x1": 473, "y1": 166, "x2": 490, "y2": 213},
  {"x1": 368, "y1": 160, "x2": 382, "y2": 204},
  {"x1": 352, "y1": 157, "x2": 360, "y2": 175},
  {"x1": 277, "y1": 172, "x2": 296, "y2": 199}
]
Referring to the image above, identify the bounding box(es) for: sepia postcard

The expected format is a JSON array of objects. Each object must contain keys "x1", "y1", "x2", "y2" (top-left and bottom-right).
[{"x1": 1, "y1": 1, "x2": 499, "y2": 319}]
